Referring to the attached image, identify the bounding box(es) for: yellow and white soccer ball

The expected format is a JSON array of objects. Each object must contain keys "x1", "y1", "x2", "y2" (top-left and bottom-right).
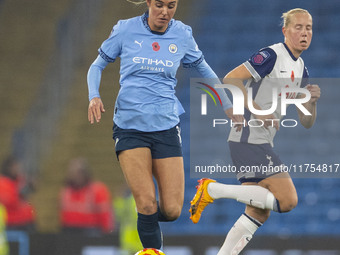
[{"x1": 134, "y1": 248, "x2": 165, "y2": 255}]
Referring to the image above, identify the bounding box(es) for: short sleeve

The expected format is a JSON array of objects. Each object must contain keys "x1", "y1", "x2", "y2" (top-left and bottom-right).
[
  {"x1": 98, "y1": 20, "x2": 123, "y2": 63},
  {"x1": 182, "y1": 26, "x2": 204, "y2": 68},
  {"x1": 243, "y1": 47, "x2": 277, "y2": 82}
]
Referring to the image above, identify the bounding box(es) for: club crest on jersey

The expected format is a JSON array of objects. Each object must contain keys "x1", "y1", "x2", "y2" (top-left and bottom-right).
[
  {"x1": 169, "y1": 43, "x2": 178, "y2": 54},
  {"x1": 152, "y1": 42, "x2": 160, "y2": 51}
]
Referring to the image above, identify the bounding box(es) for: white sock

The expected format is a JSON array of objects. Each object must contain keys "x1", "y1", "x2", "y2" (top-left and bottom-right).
[
  {"x1": 217, "y1": 213, "x2": 261, "y2": 255},
  {"x1": 207, "y1": 182, "x2": 280, "y2": 212}
]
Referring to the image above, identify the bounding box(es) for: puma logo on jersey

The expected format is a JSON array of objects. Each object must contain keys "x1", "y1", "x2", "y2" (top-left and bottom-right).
[{"x1": 134, "y1": 40, "x2": 143, "y2": 48}]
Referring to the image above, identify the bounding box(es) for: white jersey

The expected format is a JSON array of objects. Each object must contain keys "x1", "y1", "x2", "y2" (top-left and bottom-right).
[{"x1": 228, "y1": 43, "x2": 309, "y2": 146}]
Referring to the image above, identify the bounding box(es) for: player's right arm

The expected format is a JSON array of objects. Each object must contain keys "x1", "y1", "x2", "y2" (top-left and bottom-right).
[{"x1": 87, "y1": 55, "x2": 109, "y2": 124}]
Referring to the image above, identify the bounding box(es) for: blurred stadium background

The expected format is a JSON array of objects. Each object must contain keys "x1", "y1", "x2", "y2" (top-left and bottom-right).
[{"x1": 0, "y1": 0, "x2": 339, "y2": 254}]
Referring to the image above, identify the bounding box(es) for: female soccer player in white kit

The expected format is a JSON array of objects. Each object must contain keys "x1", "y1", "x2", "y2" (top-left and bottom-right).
[
  {"x1": 190, "y1": 8, "x2": 321, "y2": 254},
  {"x1": 87, "y1": 0, "x2": 240, "y2": 250}
]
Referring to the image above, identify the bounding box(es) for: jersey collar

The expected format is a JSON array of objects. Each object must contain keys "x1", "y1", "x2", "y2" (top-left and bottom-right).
[
  {"x1": 141, "y1": 11, "x2": 173, "y2": 35},
  {"x1": 283, "y1": 43, "x2": 298, "y2": 61}
]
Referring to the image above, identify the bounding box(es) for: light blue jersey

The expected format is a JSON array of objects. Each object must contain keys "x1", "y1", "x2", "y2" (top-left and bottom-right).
[{"x1": 89, "y1": 12, "x2": 231, "y2": 131}]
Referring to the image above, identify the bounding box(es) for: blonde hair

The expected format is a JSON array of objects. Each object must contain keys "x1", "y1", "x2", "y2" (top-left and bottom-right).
[
  {"x1": 281, "y1": 8, "x2": 311, "y2": 27},
  {"x1": 126, "y1": 0, "x2": 147, "y2": 5}
]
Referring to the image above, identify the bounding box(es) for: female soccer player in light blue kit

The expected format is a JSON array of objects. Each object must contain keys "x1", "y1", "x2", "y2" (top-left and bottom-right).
[
  {"x1": 87, "y1": 0, "x2": 238, "y2": 250},
  {"x1": 190, "y1": 8, "x2": 321, "y2": 254}
]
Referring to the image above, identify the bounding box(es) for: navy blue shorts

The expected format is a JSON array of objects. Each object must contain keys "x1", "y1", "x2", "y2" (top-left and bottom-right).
[
  {"x1": 228, "y1": 141, "x2": 284, "y2": 183},
  {"x1": 112, "y1": 123, "x2": 183, "y2": 159}
]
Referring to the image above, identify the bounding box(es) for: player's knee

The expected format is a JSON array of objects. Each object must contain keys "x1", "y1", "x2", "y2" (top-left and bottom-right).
[
  {"x1": 162, "y1": 204, "x2": 182, "y2": 221},
  {"x1": 136, "y1": 196, "x2": 158, "y2": 215},
  {"x1": 279, "y1": 193, "x2": 298, "y2": 212}
]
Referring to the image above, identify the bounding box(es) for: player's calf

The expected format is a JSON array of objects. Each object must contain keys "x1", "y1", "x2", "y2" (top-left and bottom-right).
[{"x1": 245, "y1": 206, "x2": 271, "y2": 223}]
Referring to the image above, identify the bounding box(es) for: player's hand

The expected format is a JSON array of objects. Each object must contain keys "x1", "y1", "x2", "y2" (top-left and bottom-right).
[
  {"x1": 88, "y1": 97, "x2": 105, "y2": 124},
  {"x1": 254, "y1": 114, "x2": 280, "y2": 131},
  {"x1": 224, "y1": 108, "x2": 245, "y2": 132},
  {"x1": 306, "y1": 84, "x2": 320, "y2": 104}
]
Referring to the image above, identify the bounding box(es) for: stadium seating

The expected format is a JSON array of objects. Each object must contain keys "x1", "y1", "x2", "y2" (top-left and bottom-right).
[{"x1": 0, "y1": 0, "x2": 73, "y2": 161}]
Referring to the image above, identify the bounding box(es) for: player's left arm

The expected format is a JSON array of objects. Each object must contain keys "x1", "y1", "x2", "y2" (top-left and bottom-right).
[{"x1": 297, "y1": 84, "x2": 321, "y2": 129}]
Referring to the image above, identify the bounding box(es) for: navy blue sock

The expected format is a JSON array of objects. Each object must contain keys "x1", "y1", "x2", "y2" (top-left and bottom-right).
[{"x1": 137, "y1": 212, "x2": 162, "y2": 249}]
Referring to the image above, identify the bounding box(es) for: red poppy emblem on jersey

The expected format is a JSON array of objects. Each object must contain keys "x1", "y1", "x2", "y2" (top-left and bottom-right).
[
  {"x1": 253, "y1": 54, "x2": 264, "y2": 64},
  {"x1": 152, "y1": 42, "x2": 160, "y2": 51},
  {"x1": 291, "y1": 70, "x2": 295, "y2": 82}
]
